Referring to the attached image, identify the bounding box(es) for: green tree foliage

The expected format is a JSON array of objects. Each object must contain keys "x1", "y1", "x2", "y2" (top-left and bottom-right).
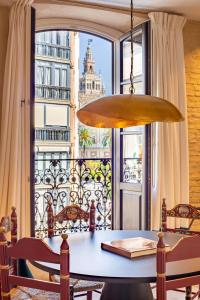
[
  {"x1": 79, "y1": 126, "x2": 94, "y2": 153},
  {"x1": 102, "y1": 129, "x2": 112, "y2": 147}
]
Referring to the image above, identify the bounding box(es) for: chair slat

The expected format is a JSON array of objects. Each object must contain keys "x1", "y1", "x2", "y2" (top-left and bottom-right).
[
  {"x1": 162, "y1": 198, "x2": 200, "y2": 234},
  {"x1": 54, "y1": 205, "x2": 89, "y2": 222},
  {"x1": 166, "y1": 275, "x2": 200, "y2": 291},
  {"x1": 166, "y1": 204, "x2": 200, "y2": 219},
  {"x1": 7, "y1": 238, "x2": 60, "y2": 263},
  {"x1": 47, "y1": 200, "x2": 96, "y2": 238},
  {"x1": 9, "y1": 275, "x2": 60, "y2": 293},
  {"x1": 166, "y1": 235, "x2": 200, "y2": 262}
]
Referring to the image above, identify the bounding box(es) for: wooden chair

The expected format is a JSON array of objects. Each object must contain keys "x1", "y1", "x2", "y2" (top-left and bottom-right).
[
  {"x1": 0, "y1": 208, "x2": 17, "y2": 299},
  {"x1": 47, "y1": 200, "x2": 96, "y2": 238},
  {"x1": 156, "y1": 232, "x2": 200, "y2": 300},
  {"x1": 47, "y1": 200, "x2": 103, "y2": 300},
  {"x1": 0, "y1": 227, "x2": 70, "y2": 300},
  {"x1": 0, "y1": 207, "x2": 18, "y2": 247},
  {"x1": 162, "y1": 198, "x2": 200, "y2": 235}
]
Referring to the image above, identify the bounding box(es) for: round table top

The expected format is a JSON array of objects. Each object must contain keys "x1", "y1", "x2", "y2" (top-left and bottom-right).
[{"x1": 33, "y1": 230, "x2": 200, "y2": 284}]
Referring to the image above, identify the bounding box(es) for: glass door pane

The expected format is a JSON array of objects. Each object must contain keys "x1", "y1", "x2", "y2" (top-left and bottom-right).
[{"x1": 119, "y1": 24, "x2": 150, "y2": 230}]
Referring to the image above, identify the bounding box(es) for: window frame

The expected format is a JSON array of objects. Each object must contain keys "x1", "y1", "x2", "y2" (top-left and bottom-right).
[
  {"x1": 31, "y1": 27, "x2": 115, "y2": 236},
  {"x1": 119, "y1": 21, "x2": 151, "y2": 230}
]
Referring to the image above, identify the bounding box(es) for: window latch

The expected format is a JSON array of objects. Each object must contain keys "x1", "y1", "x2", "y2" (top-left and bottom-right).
[{"x1": 21, "y1": 99, "x2": 25, "y2": 107}]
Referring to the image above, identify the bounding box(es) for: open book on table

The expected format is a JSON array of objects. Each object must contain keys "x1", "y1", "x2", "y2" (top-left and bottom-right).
[{"x1": 101, "y1": 237, "x2": 169, "y2": 258}]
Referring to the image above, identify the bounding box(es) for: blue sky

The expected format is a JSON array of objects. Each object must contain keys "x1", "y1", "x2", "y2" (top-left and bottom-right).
[{"x1": 80, "y1": 33, "x2": 112, "y2": 95}]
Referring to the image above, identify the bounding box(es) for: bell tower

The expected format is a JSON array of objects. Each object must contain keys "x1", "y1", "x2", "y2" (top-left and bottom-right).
[
  {"x1": 79, "y1": 39, "x2": 105, "y2": 107},
  {"x1": 83, "y1": 39, "x2": 95, "y2": 74}
]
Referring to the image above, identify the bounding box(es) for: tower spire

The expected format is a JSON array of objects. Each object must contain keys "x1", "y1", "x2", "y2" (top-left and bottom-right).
[{"x1": 83, "y1": 39, "x2": 95, "y2": 74}]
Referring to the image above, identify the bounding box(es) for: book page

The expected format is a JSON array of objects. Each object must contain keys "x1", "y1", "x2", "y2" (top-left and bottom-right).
[{"x1": 111, "y1": 237, "x2": 157, "y2": 253}]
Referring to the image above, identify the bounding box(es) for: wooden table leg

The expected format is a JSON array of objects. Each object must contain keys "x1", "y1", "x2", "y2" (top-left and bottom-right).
[{"x1": 100, "y1": 282, "x2": 153, "y2": 300}]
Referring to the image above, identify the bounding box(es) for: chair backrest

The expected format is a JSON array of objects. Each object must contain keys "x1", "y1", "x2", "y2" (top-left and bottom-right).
[
  {"x1": 156, "y1": 232, "x2": 200, "y2": 300},
  {"x1": 47, "y1": 200, "x2": 96, "y2": 238},
  {"x1": 0, "y1": 227, "x2": 70, "y2": 300},
  {"x1": 161, "y1": 198, "x2": 200, "y2": 234}
]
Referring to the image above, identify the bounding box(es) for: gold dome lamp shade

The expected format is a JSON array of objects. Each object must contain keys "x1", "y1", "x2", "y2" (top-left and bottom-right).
[{"x1": 77, "y1": 94, "x2": 184, "y2": 128}]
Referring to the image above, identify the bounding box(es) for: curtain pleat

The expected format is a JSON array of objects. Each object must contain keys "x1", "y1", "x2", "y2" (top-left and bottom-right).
[
  {"x1": 0, "y1": 0, "x2": 33, "y2": 237},
  {"x1": 149, "y1": 12, "x2": 189, "y2": 229}
]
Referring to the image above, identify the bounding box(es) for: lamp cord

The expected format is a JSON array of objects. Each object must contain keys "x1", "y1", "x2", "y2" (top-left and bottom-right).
[{"x1": 129, "y1": 0, "x2": 135, "y2": 95}]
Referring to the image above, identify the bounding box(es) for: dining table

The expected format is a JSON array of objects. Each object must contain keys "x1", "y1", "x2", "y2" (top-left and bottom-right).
[{"x1": 32, "y1": 230, "x2": 200, "y2": 300}]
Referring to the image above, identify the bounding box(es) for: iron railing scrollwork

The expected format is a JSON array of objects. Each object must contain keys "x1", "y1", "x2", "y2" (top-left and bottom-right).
[
  {"x1": 123, "y1": 158, "x2": 142, "y2": 183},
  {"x1": 34, "y1": 158, "x2": 112, "y2": 237}
]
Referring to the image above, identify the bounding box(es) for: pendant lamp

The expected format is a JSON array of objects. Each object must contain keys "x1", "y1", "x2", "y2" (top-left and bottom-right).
[{"x1": 77, "y1": 0, "x2": 184, "y2": 128}]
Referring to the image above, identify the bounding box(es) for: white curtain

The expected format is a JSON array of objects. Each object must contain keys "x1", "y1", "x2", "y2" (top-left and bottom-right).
[
  {"x1": 149, "y1": 12, "x2": 189, "y2": 229},
  {"x1": 0, "y1": 0, "x2": 33, "y2": 237}
]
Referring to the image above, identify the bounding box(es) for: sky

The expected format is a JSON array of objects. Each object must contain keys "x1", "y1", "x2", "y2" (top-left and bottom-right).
[{"x1": 79, "y1": 32, "x2": 112, "y2": 95}]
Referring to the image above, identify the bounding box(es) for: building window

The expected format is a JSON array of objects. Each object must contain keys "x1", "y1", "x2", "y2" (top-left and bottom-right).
[
  {"x1": 45, "y1": 67, "x2": 51, "y2": 85},
  {"x1": 55, "y1": 68, "x2": 60, "y2": 86}
]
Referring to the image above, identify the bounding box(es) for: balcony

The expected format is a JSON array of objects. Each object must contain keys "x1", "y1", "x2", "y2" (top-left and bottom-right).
[
  {"x1": 35, "y1": 84, "x2": 70, "y2": 100},
  {"x1": 34, "y1": 158, "x2": 143, "y2": 237},
  {"x1": 36, "y1": 43, "x2": 70, "y2": 60},
  {"x1": 35, "y1": 128, "x2": 70, "y2": 142},
  {"x1": 34, "y1": 158, "x2": 112, "y2": 237}
]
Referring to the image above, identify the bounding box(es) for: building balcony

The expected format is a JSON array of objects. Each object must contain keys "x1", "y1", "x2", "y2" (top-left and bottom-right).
[
  {"x1": 34, "y1": 158, "x2": 112, "y2": 237},
  {"x1": 35, "y1": 84, "x2": 70, "y2": 101},
  {"x1": 33, "y1": 157, "x2": 143, "y2": 237},
  {"x1": 35, "y1": 127, "x2": 70, "y2": 142},
  {"x1": 36, "y1": 43, "x2": 70, "y2": 60}
]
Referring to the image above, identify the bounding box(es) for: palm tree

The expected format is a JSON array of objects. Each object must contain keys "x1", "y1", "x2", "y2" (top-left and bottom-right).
[
  {"x1": 79, "y1": 126, "x2": 94, "y2": 155},
  {"x1": 102, "y1": 129, "x2": 112, "y2": 147}
]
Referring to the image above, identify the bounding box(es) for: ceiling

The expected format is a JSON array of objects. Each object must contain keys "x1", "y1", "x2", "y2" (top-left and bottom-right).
[
  {"x1": 71, "y1": 0, "x2": 200, "y2": 20},
  {"x1": 2, "y1": 0, "x2": 200, "y2": 20},
  {"x1": 35, "y1": 1, "x2": 147, "y2": 39},
  {"x1": 2, "y1": 0, "x2": 200, "y2": 21}
]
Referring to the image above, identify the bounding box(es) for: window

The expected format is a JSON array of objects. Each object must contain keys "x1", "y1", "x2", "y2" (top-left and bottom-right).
[
  {"x1": 36, "y1": 65, "x2": 44, "y2": 84},
  {"x1": 56, "y1": 32, "x2": 60, "y2": 45},
  {"x1": 55, "y1": 68, "x2": 60, "y2": 86},
  {"x1": 119, "y1": 23, "x2": 151, "y2": 230},
  {"x1": 45, "y1": 67, "x2": 51, "y2": 85},
  {"x1": 52, "y1": 31, "x2": 57, "y2": 45},
  {"x1": 120, "y1": 27, "x2": 145, "y2": 184},
  {"x1": 44, "y1": 31, "x2": 51, "y2": 43}
]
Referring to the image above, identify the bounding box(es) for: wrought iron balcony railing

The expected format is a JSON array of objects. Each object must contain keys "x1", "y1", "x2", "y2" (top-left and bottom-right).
[
  {"x1": 33, "y1": 157, "x2": 142, "y2": 237},
  {"x1": 35, "y1": 128, "x2": 70, "y2": 142},
  {"x1": 34, "y1": 158, "x2": 112, "y2": 237},
  {"x1": 36, "y1": 43, "x2": 70, "y2": 60},
  {"x1": 123, "y1": 158, "x2": 142, "y2": 183},
  {"x1": 35, "y1": 84, "x2": 70, "y2": 100}
]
